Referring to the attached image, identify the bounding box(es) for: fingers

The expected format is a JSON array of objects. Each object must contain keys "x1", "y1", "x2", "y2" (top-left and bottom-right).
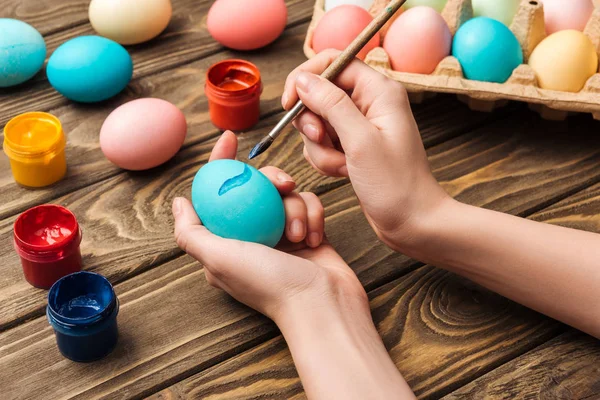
[
  {"x1": 209, "y1": 130, "x2": 238, "y2": 161},
  {"x1": 301, "y1": 135, "x2": 348, "y2": 177},
  {"x1": 283, "y1": 193, "x2": 308, "y2": 243},
  {"x1": 292, "y1": 110, "x2": 326, "y2": 143},
  {"x1": 259, "y1": 166, "x2": 296, "y2": 195},
  {"x1": 283, "y1": 49, "x2": 371, "y2": 109},
  {"x1": 299, "y1": 192, "x2": 324, "y2": 248}
]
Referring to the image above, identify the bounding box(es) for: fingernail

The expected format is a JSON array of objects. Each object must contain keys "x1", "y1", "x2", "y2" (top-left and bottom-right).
[
  {"x1": 281, "y1": 93, "x2": 289, "y2": 109},
  {"x1": 309, "y1": 232, "x2": 320, "y2": 248},
  {"x1": 296, "y1": 72, "x2": 318, "y2": 93},
  {"x1": 338, "y1": 165, "x2": 349, "y2": 176},
  {"x1": 173, "y1": 198, "x2": 182, "y2": 216},
  {"x1": 303, "y1": 124, "x2": 320, "y2": 141},
  {"x1": 290, "y1": 219, "x2": 305, "y2": 238},
  {"x1": 277, "y1": 172, "x2": 295, "y2": 184}
]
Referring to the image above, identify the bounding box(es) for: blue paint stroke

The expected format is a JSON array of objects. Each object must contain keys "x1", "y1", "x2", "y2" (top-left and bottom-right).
[{"x1": 218, "y1": 164, "x2": 252, "y2": 196}]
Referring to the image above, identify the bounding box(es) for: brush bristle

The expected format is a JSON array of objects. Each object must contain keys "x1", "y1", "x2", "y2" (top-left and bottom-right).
[{"x1": 248, "y1": 136, "x2": 274, "y2": 160}]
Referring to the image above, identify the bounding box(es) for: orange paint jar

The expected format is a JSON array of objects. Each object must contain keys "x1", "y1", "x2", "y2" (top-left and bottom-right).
[
  {"x1": 3, "y1": 112, "x2": 67, "y2": 188},
  {"x1": 205, "y1": 59, "x2": 263, "y2": 132}
]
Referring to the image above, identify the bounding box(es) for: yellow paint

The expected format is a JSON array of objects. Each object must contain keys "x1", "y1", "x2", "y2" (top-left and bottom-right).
[{"x1": 3, "y1": 112, "x2": 67, "y2": 187}]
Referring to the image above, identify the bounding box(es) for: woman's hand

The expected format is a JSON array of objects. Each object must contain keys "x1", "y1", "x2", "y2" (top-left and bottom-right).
[
  {"x1": 172, "y1": 131, "x2": 415, "y2": 399},
  {"x1": 173, "y1": 130, "x2": 367, "y2": 322},
  {"x1": 282, "y1": 50, "x2": 451, "y2": 254}
]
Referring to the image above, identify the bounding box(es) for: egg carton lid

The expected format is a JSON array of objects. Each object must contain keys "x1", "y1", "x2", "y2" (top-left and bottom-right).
[{"x1": 305, "y1": 0, "x2": 600, "y2": 120}]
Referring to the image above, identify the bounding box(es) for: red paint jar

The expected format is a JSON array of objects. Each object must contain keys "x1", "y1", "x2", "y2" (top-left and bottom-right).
[
  {"x1": 14, "y1": 205, "x2": 83, "y2": 289},
  {"x1": 206, "y1": 59, "x2": 263, "y2": 132}
]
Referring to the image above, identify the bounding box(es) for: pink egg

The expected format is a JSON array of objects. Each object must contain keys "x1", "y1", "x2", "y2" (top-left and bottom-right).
[
  {"x1": 312, "y1": 5, "x2": 380, "y2": 60},
  {"x1": 208, "y1": 0, "x2": 287, "y2": 50},
  {"x1": 100, "y1": 98, "x2": 187, "y2": 171},
  {"x1": 540, "y1": 0, "x2": 594, "y2": 34},
  {"x1": 383, "y1": 6, "x2": 452, "y2": 74}
]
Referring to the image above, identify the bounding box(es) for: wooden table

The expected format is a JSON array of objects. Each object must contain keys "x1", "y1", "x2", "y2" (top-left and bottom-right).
[{"x1": 1, "y1": 1, "x2": 599, "y2": 399}]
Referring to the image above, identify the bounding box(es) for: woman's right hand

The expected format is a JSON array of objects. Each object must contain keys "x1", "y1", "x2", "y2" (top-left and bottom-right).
[{"x1": 282, "y1": 50, "x2": 451, "y2": 253}]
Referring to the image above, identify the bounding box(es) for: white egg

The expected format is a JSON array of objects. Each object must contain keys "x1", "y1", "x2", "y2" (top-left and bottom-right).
[{"x1": 325, "y1": 0, "x2": 375, "y2": 12}]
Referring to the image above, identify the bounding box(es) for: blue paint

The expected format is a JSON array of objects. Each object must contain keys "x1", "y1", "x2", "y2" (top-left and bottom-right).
[
  {"x1": 47, "y1": 271, "x2": 119, "y2": 362},
  {"x1": 191, "y1": 159, "x2": 285, "y2": 248},
  {"x1": 452, "y1": 17, "x2": 523, "y2": 83},
  {"x1": 0, "y1": 19, "x2": 46, "y2": 87},
  {"x1": 218, "y1": 164, "x2": 252, "y2": 196},
  {"x1": 47, "y1": 36, "x2": 133, "y2": 103}
]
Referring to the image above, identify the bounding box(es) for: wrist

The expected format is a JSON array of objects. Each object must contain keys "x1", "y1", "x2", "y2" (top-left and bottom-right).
[{"x1": 389, "y1": 192, "x2": 461, "y2": 261}]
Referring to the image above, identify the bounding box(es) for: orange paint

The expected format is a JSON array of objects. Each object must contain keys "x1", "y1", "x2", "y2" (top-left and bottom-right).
[{"x1": 205, "y1": 59, "x2": 263, "y2": 131}]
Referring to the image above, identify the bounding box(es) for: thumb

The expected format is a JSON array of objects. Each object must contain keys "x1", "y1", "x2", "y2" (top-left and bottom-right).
[{"x1": 294, "y1": 71, "x2": 381, "y2": 162}]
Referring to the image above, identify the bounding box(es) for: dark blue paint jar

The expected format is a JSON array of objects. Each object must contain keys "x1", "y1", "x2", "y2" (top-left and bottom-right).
[{"x1": 47, "y1": 271, "x2": 119, "y2": 362}]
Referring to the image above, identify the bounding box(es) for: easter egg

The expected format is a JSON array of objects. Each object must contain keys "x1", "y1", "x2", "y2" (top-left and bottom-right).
[
  {"x1": 403, "y1": 0, "x2": 447, "y2": 13},
  {"x1": 208, "y1": 0, "x2": 287, "y2": 51},
  {"x1": 452, "y1": 17, "x2": 523, "y2": 83},
  {"x1": 100, "y1": 98, "x2": 187, "y2": 170},
  {"x1": 89, "y1": 0, "x2": 172, "y2": 45},
  {"x1": 529, "y1": 30, "x2": 598, "y2": 92},
  {"x1": 472, "y1": 0, "x2": 520, "y2": 27},
  {"x1": 540, "y1": 0, "x2": 594, "y2": 34},
  {"x1": 47, "y1": 36, "x2": 133, "y2": 103},
  {"x1": 313, "y1": 5, "x2": 380, "y2": 60},
  {"x1": 0, "y1": 19, "x2": 46, "y2": 87},
  {"x1": 191, "y1": 160, "x2": 285, "y2": 248},
  {"x1": 324, "y1": 0, "x2": 374, "y2": 11},
  {"x1": 383, "y1": 6, "x2": 451, "y2": 74}
]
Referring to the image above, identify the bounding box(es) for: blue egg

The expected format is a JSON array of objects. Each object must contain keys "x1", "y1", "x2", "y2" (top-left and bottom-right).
[
  {"x1": 0, "y1": 19, "x2": 46, "y2": 87},
  {"x1": 191, "y1": 160, "x2": 285, "y2": 248},
  {"x1": 47, "y1": 36, "x2": 133, "y2": 102},
  {"x1": 452, "y1": 17, "x2": 523, "y2": 83}
]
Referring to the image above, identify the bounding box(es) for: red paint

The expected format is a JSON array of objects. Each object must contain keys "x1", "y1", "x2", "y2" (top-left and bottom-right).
[
  {"x1": 14, "y1": 205, "x2": 83, "y2": 289},
  {"x1": 205, "y1": 59, "x2": 263, "y2": 131}
]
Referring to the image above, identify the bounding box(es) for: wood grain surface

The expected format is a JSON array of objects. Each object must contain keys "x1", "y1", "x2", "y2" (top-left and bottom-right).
[
  {"x1": 2, "y1": 0, "x2": 600, "y2": 398},
  {"x1": 443, "y1": 330, "x2": 600, "y2": 399}
]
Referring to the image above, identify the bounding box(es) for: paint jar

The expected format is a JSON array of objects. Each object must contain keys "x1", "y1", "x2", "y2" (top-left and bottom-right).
[
  {"x1": 205, "y1": 59, "x2": 263, "y2": 131},
  {"x1": 3, "y1": 112, "x2": 67, "y2": 188},
  {"x1": 47, "y1": 271, "x2": 119, "y2": 362},
  {"x1": 14, "y1": 204, "x2": 83, "y2": 289}
]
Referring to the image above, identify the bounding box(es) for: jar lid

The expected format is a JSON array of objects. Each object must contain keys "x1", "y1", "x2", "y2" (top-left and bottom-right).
[
  {"x1": 47, "y1": 271, "x2": 118, "y2": 327},
  {"x1": 3, "y1": 112, "x2": 65, "y2": 158},
  {"x1": 14, "y1": 204, "x2": 80, "y2": 255},
  {"x1": 206, "y1": 59, "x2": 262, "y2": 100}
]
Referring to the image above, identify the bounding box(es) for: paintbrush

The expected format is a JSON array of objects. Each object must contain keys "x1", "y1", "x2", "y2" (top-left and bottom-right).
[{"x1": 248, "y1": 0, "x2": 407, "y2": 159}]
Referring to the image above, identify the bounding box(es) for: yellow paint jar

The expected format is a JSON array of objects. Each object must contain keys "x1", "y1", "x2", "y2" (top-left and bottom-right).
[{"x1": 3, "y1": 112, "x2": 67, "y2": 188}]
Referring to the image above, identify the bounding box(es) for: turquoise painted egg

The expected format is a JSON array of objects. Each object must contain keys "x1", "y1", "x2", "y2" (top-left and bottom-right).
[
  {"x1": 452, "y1": 17, "x2": 523, "y2": 83},
  {"x1": 191, "y1": 160, "x2": 285, "y2": 248},
  {"x1": 47, "y1": 36, "x2": 133, "y2": 102},
  {"x1": 0, "y1": 19, "x2": 46, "y2": 87}
]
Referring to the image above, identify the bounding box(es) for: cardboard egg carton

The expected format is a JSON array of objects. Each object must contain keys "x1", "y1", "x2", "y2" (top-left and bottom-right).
[{"x1": 304, "y1": 0, "x2": 600, "y2": 121}]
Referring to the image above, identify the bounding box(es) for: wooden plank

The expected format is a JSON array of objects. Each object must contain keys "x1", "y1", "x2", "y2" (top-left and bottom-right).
[
  {"x1": 0, "y1": 0, "x2": 313, "y2": 126},
  {"x1": 0, "y1": 93, "x2": 488, "y2": 332},
  {"x1": 152, "y1": 113, "x2": 600, "y2": 399},
  {"x1": 443, "y1": 330, "x2": 600, "y2": 399},
  {"x1": 530, "y1": 181, "x2": 600, "y2": 233},
  {"x1": 151, "y1": 266, "x2": 561, "y2": 400},
  {"x1": 4, "y1": 112, "x2": 600, "y2": 398},
  {"x1": 0, "y1": 255, "x2": 279, "y2": 400}
]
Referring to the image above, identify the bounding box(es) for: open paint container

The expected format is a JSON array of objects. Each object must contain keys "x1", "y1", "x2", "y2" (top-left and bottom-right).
[
  {"x1": 14, "y1": 204, "x2": 83, "y2": 289},
  {"x1": 47, "y1": 271, "x2": 119, "y2": 362},
  {"x1": 205, "y1": 59, "x2": 263, "y2": 131},
  {"x1": 3, "y1": 112, "x2": 67, "y2": 188}
]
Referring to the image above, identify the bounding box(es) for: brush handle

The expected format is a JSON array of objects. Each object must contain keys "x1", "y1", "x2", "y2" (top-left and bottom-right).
[{"x1": 321, "y1": 0, "x2": 407, "y2": 81}]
